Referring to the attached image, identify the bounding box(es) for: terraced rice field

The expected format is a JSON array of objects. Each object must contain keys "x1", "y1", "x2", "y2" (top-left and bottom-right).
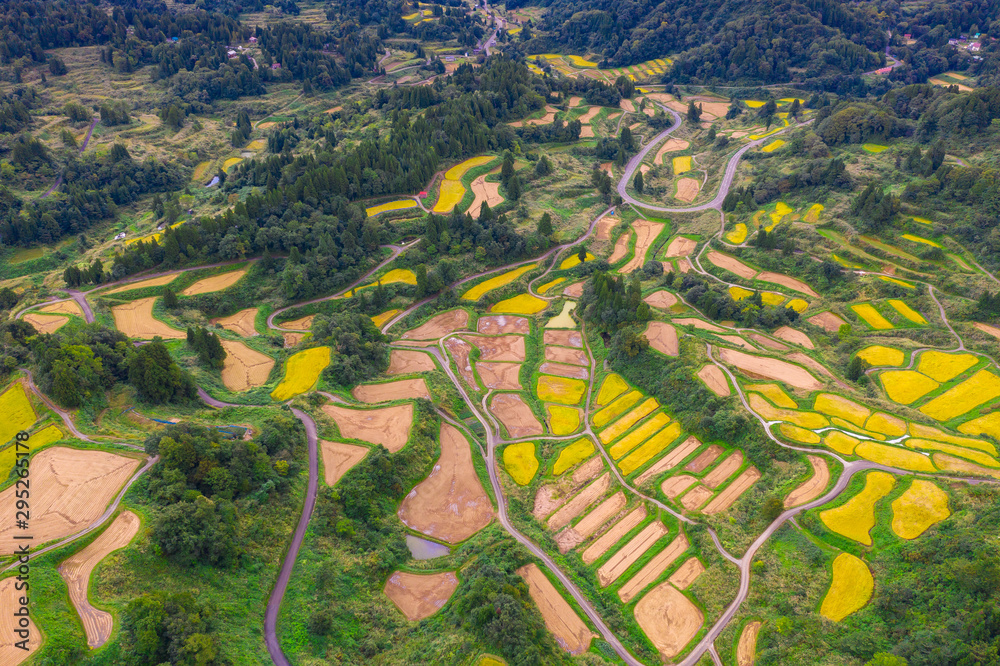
[
  {"x1": 560, "y1": 252, "x2": 595, "y2": 270},
  {"x1": 181, "y1": 268, "x2": 248, "y2": 295},
  {"x1": 887, "y1": 299, "x2": 926, "y2": 323},
  {"x1": 322, "y1": 402, "x2": 413, "y2": 451},
  {"x1": 917, "y1": 351, "x2": 978, "y2": 382},
  {"x1": 319, "y1": 441, "x2": 368, "y2": 486},
  {"x1": 366, "y1": 199, "x2": 418, "y2": 217},
  {"x1": 857, "y1": 345, "x2": 904, "y2": 367},
  {"x1": 111, "y1": 297, "x2": 185, "y2": 339},
  {"x1": 891, "y1": 479, "x2": 950, "y2": 539},
  {"x1": 383, "y1": 571, "x2": 459, "y2": 621},
  {"x1": 596, "y1": 374, "x2": 629, "y2": 406},
  {"x1": 537, "y1": 376, "x2": 587, "y2": 405},
  {"x1": 820, "y1": 553, "x2": 873, "y2": 621},
  {"x1": 491, "y1": 293, "x2": 548, "y2": 314},
  {"x1": 220, "y1": 340, "x2": 275, "y2": 391},
  {"x1": 819, "y1": 471, "x2": 896, "y2": 545},
  {"x1": 672, "y1": 156, "x2": 692, "y2": 174},
  {"x1": 546, "y1": 405, "x2": 581, "y2": 435},
  {"x1": 880, "y1": 370, "x2": 940, "y2": 405},
  {"x1": 851, "y1": 303, "x2": 893, "y2": 330},
  {"x1": 270, "y1": 347, "x2": 331, "y2": 400},
  {"x1": 517, "y1": 564, "x2": 593, "y2": 655},
  {"x1": 503, "y1": 441, "x2": 539, "y2": 485},
  {"x1": 553, "y1": 439, "x2": 595, "y2": 475},
  {"x1": 761, "y1": 139, "x2": 784, "y2": 153},
  {"x1": 462, "y1": 265, "x2": 537, "y2": 301},
  {"x1": 919, "y1": 369, "x2": 1000, "y2": 421}
]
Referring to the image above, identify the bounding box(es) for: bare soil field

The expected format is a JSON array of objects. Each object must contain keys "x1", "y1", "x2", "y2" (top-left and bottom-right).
[
  {"x1": 556, "y1": 491, "x2": 626, "y2": 552},
  {"x1": 703, "y1": 451, "x2": 743, "y2": 488},
  {"x1": 181, "y1": 268, "x2": 248, "y2": 295},
  {"x1": 707, "y1": 251, "x2": 757, "y2": 279},
  {"x1": 383, "y1": 571, "x2": 459, "y2": 621},
  {"x1": 0, "y1": 576, "x2": 39, "y2": 663},
  {"x1": 973, "y1": 322, "x2": 1000, "y2": 340},
  {"x1": 596, "y1": 215, "x2": 618, "y2": 240},
  {"x1": 784, "y1": 455, "x2": 830, "y2": 508},
  {"x1": 489, "y1": 393, "x2": 543, "y2": 437},
  {"x1": 673, "y1": 317, "x2": 725, "y2": 333},
  {"x1": 677, "y1": 258, "x2": 693, "y2": 273},
  {"x1": 23, "y1": 313, "x2": 69, "y2": 334},
  {"x1": 675, "y1": 178, "x2": 701, "y2": 203},
  {"x1": 59, "y1": 510, "x2": 140, "y2": 648},
  {"x1": 104, "y1": 274, "x2": 177, "y2": 295},
  {"x1": 402, "y1": 309, "x2": 470, "y2": 339},
  {"x1": 621, "y1": 219, "x2": 665, "y2": 274},
  {"x1": 661, "y1": 475, "x2": 697, "y2": 498},
  {"x1": 665, "y1": 237, "x2": 697, "y2": 257},
  {"x1": 634, "y1": 582, "x2": 704, "y2": 659},
  {"x1": 544, "y1": 330, "x2": 583, "y2": 347},
  {"x1": 321, "y1": 403, "x2": 413, "y2": 452},
  {"x1": 539, "y1": 362, "x2": 588, "y2": 379},
  {"x1": 758, "y1": 271, "x2": 819, "y2": 297},
  {"x1": 696, "y1": 365, "x2": 730, "y2": 396},
  {"x1": 635, "y1": 436, "x2": 703, "y2": 485},
  {"x1": 282, "y1": 332, "x2": 307, "y2": 347},
  {"x1": 617, "y1": 533, "x2": 689, "y2": 603},
  {"x1": 548, "y1": 474, "x2": 611, "y2": 530},
  {"x1": 469, "y1": 175, "x2": 503, "y2": 219},
  {"x1": 319, "y1": 441, "x2": 369, "y2": 486},
  {"x1": 703, "y1": 467, "x2": 760, "y2": 513},
  {"x1": 681, "y1": 485, "x2": 713, "y2": 510},
  {"x1": 644, "y1": 321, "x2": 679, "y2": 356},
  {"x1": 387, "y1": 349, "x2": 437, "y2": 375},
  {"x1": 445, "y1": 337, "x2": 478, "y2": 388},
  {"x1": 563, "y1": 281, "x2": 586, "y2": 298},
  {"x1": 773, "y1": 326, "x2": 813, "y2": 348},
  {"x1": 352, "y1": 378, "x2": 431, "y2": 403},
  {"x1": 111, "y1": 297, "x2": 185, "y2": 339},
  {"x1": 808, "y1": 311, "x2": 848, "y2": 333},
  {"x1": 544, "y1": 346, "x2": 589, "y2": 366},
  {"x1": 582, "y1": 507, "x2": 647, "y2": 564},
  {"x1": 0, "y1": 447, "x2": 140, "y2": 555},
  {"x1": 668, "y1": 557, "x2": 705, "y2": 590},
  {"x1": 598, "y1": 521, "x2": 668, "y2": 586},
  {"x1": 517, "y1": 564, "x2": 594, "y2": 655},
  {"x1": 718, "y1": 335, "x2": 756, "y2": 350},
  {"x1": 750, "y1": 334, "x2": 789, "y2": 351},
  {"x1": 620, "y1": 99, "x2": 636, "y2": 113},
  {"x1": 718, "y1": 348, "x2": 822, "y2": 390},
  {"x1": 477, "y1": 362, "x2": 523, "y2": 389},
  {"x1": 219, "y1": 340, "x2": 274, "y2": 391},
  {"x1": 477, "y1": 315, "x2": 529, "y2": 334},
  {"x1": 738, "y1": 621, "x2": 763, "y2": 666},
  {"x1": 654, "y1": 138, "x2": 690, "y2": 165},
  {"x1": 39, "y1": 300, "x2": 84, "y2": 316},
  {"x1": 573, "y1": 456, "x2": 605, "y2": 484},
  {"x1": 211, "y1": 308, "x2": 258, "y2": 336},
  {"x1": 281, "y1": 315, "x2": 314, "y2": 330},
  {"x1": 609, "y1": 231, "x2": 631, "y2": 264},
  {"x1": 398, "y1": 423, "x2": 493, "y2": 543},
  {"x1": 684, "y1": 445, "x2": 724, "y2": 473},
  {"x1": 644, "y1": 291, "x2": 679, "y2": 309},
  {"x1": 788, "y1": 352, "x2": 847, "y2": 389},
  {"x1": 463, "y1": 335, "x2": 526, "y2": 361}
]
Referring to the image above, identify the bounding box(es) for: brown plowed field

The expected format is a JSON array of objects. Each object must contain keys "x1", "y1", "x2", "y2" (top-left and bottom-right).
[
  {"x1": 0, "y1": 577, "x2": 39, "y2": 663},
  {"x1": 784, "y1": 455, "x2": 830, "y2": 508},
  {"x1": 582, "y1": 507, "x2": 647, "y2": 565},
  {"x1": 544, "y1": 330, "x2": 583, "y2": 348},
  {"x1": 478, "y1": 315, "x2": 529, "y2": 334},
  {"x1": 477, "y1": 362, "x2": 522, "y2": 389},
  {"x1": 773, "y1": 326, "x2": 813, "y2": 349},
  {"x1": 24, "y1": 313, "x2": 68, "y2": 333},
  {"x1": 665, "y1": 237, "x2": 697, "y2": 258},
  {"x1": 661, "y1": 475, "x2": 697, "y2": 498},
  {"x1": 621, "y1": 219, "x2": 665, "y2": 274},
  {"x1": 750, "y1": 334, "x2": 789, "y2": 351},
  {"x1": 667, "y1": 557, "x2": 705, "y2": 590},
  {"x1": 383, "y1": 571, "x2": 459, "y2": 621},
  {"x1": 568, "y1": 491, "x2": 625, "y2": 539},
  {"x1": 539, "y1": 362, "x2": 588, "y2": 379},
  {"x1": 59, "y1": 511, "x2": 140, "y2": 648},
  {"x1": 703, "y1": 451, "x2": 744, "y2": 488},
  {"x1": 398, "y1": 423, "x2": 493, "y2": 543},
  {"x1": 0, "y1": 447, "x2": 141, "y2": 555},
  {"x1": 738, "y1": 621, "x2": 763, "y2": 666},
  {"x1": 676, "y1": 258, "x2": 692, "y2": 273},
  {"x1": 808, "y1": 311, "x2": 847, "y2": 333},
  {"x1": 719, "y1": 348, "x2": 822, "y2": 390},
  {"x1": 352, "y1": 378, "x2": 431, "y2": 403},
  {"x1": 707, "y1": 251, "x2": 757, "y2": 279},
  {"x1": 703, "y1": 467, "x2": 760, "y2": 514},
  {"x1": 489, "y1": 393, "x2": 543, "y2": 437},
  {"x1": 445, "y1": 337, "x2": 478, "y2": 389},
  {"x1": 402, "y1": 309, "x2": 470, "y2": 339},
  {"x1": 696, "y1": 365, "x2": 729, "y2": 396},
  {"x1": 597, "y1": 521, "x2": 668, "y2": 586},
  {"x1": 283, "y1": 332, "x2": 307, "y2": 347},
  {"x1": 548, "y1": 474, "x2": 611, "y2": 530},
  {"x1": 39, "y1": 300, "x2": 83, "y2": 316},
  {"x1": 181, "y1": 268, "x2": 247, "y2": 295},
  {"x1": 211, "y1": 308, "x2": 258, "y2": 336},
  {"x1": 718, "y1": 335, "x2": 756, "y2": 350},
  {"x1": 635, "y1": 436, "x2": 702, "y2": 485},
  {"x1": 321, "y1": 403, "x2": 413, "y2": 452},
  {"x1": 675, "y1": 178, "x2": 700, "y2": 203},
  {"x1": 319, "y1": 441, "x2": 369, "y2": 486},
  {"x1": 684, "y1": 445, "x2": 723, "y2": 473},
  {"x1": 105, "y1": 274, "x2": 178, "y2": 295},
  {"x1": 220, "y1": 340, "x2": 274, "y2": 391},
  {"x1": 644, "y1": 291, "x2": 678, "y2": 309},
  {"x1": 634, "y1": 582, "x2": 704, "y2": 658},
  {"x1": 387, "y1": 349, "x2": 436, "y2": 375},
  {"x1": 518, "y1": 564, "x2": 594, "y2": 655},
  {"x1": 644, "y1": 321, "x2": 679, "y2": 356},
  {"x1": 281, "y1": 315, "x2": 314, "y2": 331},
  {"x1": 617, "y1": 533, "x2": 689, "y2": 603},
  {"x1": 469, "y1": 175, "x2": 503, "y2": 219},
  {"x1": 609, "y1": 231, "x2": 631, "y2": 264},
  {"x1": 544, "y1": 346, "x2": 588, "y2": 366},
  {"x1": 463, "y1": 335, "x2": 526, "y2": 361},
  {"x1": 563, "y1": 281, "x2": 585, "y2": 298},
  {"x1": 596, "y1": 215, "x2": 618, "y2": 241},
  {"x1": 111, "y1": 297, "x2": 185, "y2": 339},
  {"x1": 758, "y1": 271, "x2": 819, "y2": 297},
  {"x1": 573, "y1": 456, "x2": 605, "y2": 483},
  {"x1": 680, "y1": 485, "x2": 713, "y2": 510},
  {"x1": 654, "y1": 138, "x2": 689, "y2": 165},
  {"x1": 787, "y1": 352, "x2": 844, "y2": 388},
  {"x1": 673, "y1": 317, "x2": 725, "y2": 333}
]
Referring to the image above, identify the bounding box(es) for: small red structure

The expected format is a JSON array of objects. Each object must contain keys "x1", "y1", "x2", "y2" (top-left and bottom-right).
[{"x1": 419, "y1": 191, "x2": 428, "y2": 197}]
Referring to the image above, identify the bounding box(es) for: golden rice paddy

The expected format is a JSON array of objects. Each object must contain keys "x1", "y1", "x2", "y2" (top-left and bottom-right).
[
  {"x1": 746, "y1": 383, "x2": 797, "y2": 409},
  {"x1": 857, "y1": 345, "x2": 904, "y2": 367},
  {"x1": 804, "y1": 204, "x2": 824, "y2": 223},
  {"x1": 726, "y1": 223, "x2": 747, "y2": 244},
  {"x1": 887, "y1": 300, "x2": 926, "y2": 324},
  {"x1": 852, "y1": 303, "x2": 893, "y2": 330},
  {"x1": 729, "y1": 286, "x2": 753, "y2": 301},
  {"x1": 901, "y1": 233, "x2": 940, "y2": 248},
  {"x1": 854, "y1": 441, "x2": 936, "y2": 472},
  {"x1": 820, "y1": 553, "x2": 873, "y2": 622},
  {"x1": 672, "y1": 156, "x2": 692, "y2": 174},
  {"x1": 599, "y1": 398, "x2": 659, "y2": 444},
  {"x1": 880, "y1": 370, "x2": 940, "y2": 405},
  {"x1": 444, "y1": 155, "x2": 494, "y2": 180},
  {"x1": 593, "y1": 390, "x2": 644, "y2": 428},
  {"x1": 366, "y1": 199, "x2": 418, "y2": 217},
  {"x1": 0, "y1": 383, "x2": 36, "y2": 447},
  {"x1": 917, "y1": 351, "x2": 978, "y2": 382},
  {"x1": 537, "y1": 278, "x2": 565, "y2": 294},
  {"x1": 787, "y1": 299, "x2": 809, "y2": 313},
  {"x1": 866, "y1": 412, "x2": 908, "y2": 437},
  {"x1": 919, "y1": 369, "x2": 1000, "y2": 421},
  {"x1": 491, "y1": 293, "x2": 548, "y2": 314},
  {"x1": 761, "y1": 139, "x2": 784, "y2": 153},
  {"x1": 862, "y1": 143, "x2": 888, "y2": 153},
  {"x1": 891, "y1": 480, "x2": 950, "y2": 539},
  {"x1": 618, "y1": 421, "x2": 682, "y2": 476},
  {"x1": 546, "y1": 404, "x2": 581, "y2": 434},
  {"x1": 814, "y1": 393, "x2": 870, "y2": 428},
  {"x1": 552, "y1": 439, "x2": 595, "y2": 475},
  {"x1": 779, "y1": 423, "x2": 820, "y2": 444},
  {"x1": 371, "y1": 309, "x2": 401, "y2": 328},
  {"x1": 559, "y1": 252, "x2": 595, "y2": 270},
  {"x1": 596, "y1": 374, "x2": 629, "y2": 406},
  {"x1": 819, "y1": 471, "x2": 896, "y2": 545},
  {"x1": 433, "y1": 179, "x2": 466, "y2": 213},
  {"x1": 536, "y1": 376, "x2": 587, "y2": 405},
  {"x1": 959, "y1": 412, "x2": 1000, "y2": 440},
  {"x1": 271, "y1": 346, "x2": 331, "y2": 401},
  {"x1": 503, "y1": 442, "x2": 539, "y2": 485},
  {"x1": 462, "y1": 265, "x2": 537, "y2": 301},
  {"x1": 880, "y1": 276, "x2": 915, "y2": 290}
]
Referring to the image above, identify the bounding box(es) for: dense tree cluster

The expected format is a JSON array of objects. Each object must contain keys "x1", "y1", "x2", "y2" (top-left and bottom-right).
[
  {"x1": 851, "y1": 182, "x2": 900, "y2": 232},
  {"x1": 579, "y1": 272, "x2": 652, "y2": 329},
  {"x1": 120, "y1": 591, "x2": 222, "y2": 666},
  {"x1": 186, "y1": 326, "x2": 227, "y2": 369},
  {"x1": 678, "y1": 273, "x2": 802, "y2": 329},
  {"x1": 312, "y1": 312, "x2": 389, "y2": 386}
]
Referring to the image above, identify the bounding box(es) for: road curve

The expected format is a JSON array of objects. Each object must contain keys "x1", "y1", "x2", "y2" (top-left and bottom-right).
[{"x1": 263, "y1": 407, "x2": 319, "y2": 666}]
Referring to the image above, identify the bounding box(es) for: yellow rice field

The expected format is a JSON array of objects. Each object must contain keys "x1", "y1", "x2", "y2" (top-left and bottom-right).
[
  {"x1": 768, "y1": 202, "x2": 793, "y2": 229},
  {"x1": 887, "y1": 300, "x2": 926, "y2": 324},
  {"x1": 746, "y1": 383, "x2": 797, "y2": 409},
  {"x1": 223, "y1": 157, "x2": 242, "y2": 172},
  {"x1": 824, "y1": 431, "x2": 860, "y2": 455},
  {"x1": 537, "y1": 278, "x2": 565, "y2": 294},
  {"x1": 762, "y1": 292, "x2": 785, "y2": 306},
  {"x1": 959, "y1": 412, "x2": 1000, "y2": 440},
  {"x1": 537, "y1": 376, "x2": 587, "y2": 405},
  {"x1": 814, "y1": 394, "x2": 870, "y2": 428},
  {"x1": 547, "y1": 405, "x2": 581, "y2": 434},
  {"x1": 462, "y1": 265, "x2": 537, "y2": 301},
  {"x1": 854, "y1": 441, "x2": 936, "y2": 472},
  {"x1": 906, "y1": 439, "x2": 999, "y2": 468},
  {"x1": 726, "y1": 224, "x2": 747, "y2": 243},
  {"x1": 596, "y1": 374, "x2": 629, "y2": 406},
  {"x1": 748, "y1": 395, "x2": 830, "y2": 429},
  {"x1": 567, "y1": 55, "x2": 598, "y2": 67},
  {"x1": 672, "y1": 156, "x2": 692, "y2": 175},
  {"x1": 559, "y1": 252, "x2": 595, "y2": 270},
  {"x1": 779, "y1": 423, "x2": 820, "y2": 444},
  {"x1": 344, "y1": 269, "x2": 418, "y2": 296},
  {"x1": 366, "y1": 200, "x2": 418, "y2": 217},
  {"x1": 553, "y1": 439, "x2": 595, "y2": 475},
  {"x1": 444, "y1": 155, "x2": 495, "y2": 180},
  {"x1": 820, "y1": 553, "x2": 873, "y2": 622},
  {"x1": 866, "y1": 412, "x2": 908, "y2": 437},
  {"x1": 917, "y1": 351, "x2": 977, "y2": 382},
  {"x1": 920, "y1": 369, "x2": 1000, "y2": 421},
  {"x1": 857, "y1": 345, "x2": 904, "y2": 367},
  {"x1": 491, "y1": 293, "x2": 548, "y2": 314},
  {"x1": 819, "y1": 471, "x2": 896, "y2": 545},
  {"x1": 371, "y1": 309, "x2": 401, "y2": 328},
  {"x1": 618, "y1": 421, "x2": 682, "y2": 475},
  {"x1": 880, "y1": 370, "x2": 940, "y2": 405},
  {"x1": 863, "y1": 143, "x2": 888, "y2": 153},
  {"x1": 608, "y1": 412, "x2": 672, "y2": 459},
  {"x1": 852, "y1": 303, "x2": 893, "y2": 330},
  {"x1": 787, "y1": 299, "x2": 809, "y2": 313},
  {"x1": 891, "y1": 480, "x2": 950, "y2": 539},
  {"x1": 593, "y1": 390, "x2": 644, "y2": 428},
  {"x1": 729, "y1": 286, "x2": 753, "y2": 301},
  {"x1": 804, "y1": 204, "x2": 824, "y2": 223},
  {"x1": 0, "y1": 383, "x2": 36, "y2": 446},
  {"x1": 503, "y1": 442, "x2": 539, "y2": 485},
  {"x1": 761, "y1": 139, "x2": 784, "y2": 153},
  {"x1": 599, "y1": 398, "x2": 659, "y2": 443},
  {"x1": 271, "y1": 347, "x2": 331, "y2": 401},
  {"x1": 901, "y1": 234, "x2": 940, "y2": 247},
  {"x1": 433, "y1": 180, "x2": 466, "y2": 213},
  {"x1": 880, "y1": 276, "x2": 915, "y2": 290}
]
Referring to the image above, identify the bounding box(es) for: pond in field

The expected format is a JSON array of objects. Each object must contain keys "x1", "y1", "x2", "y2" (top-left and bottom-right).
[{"x1": 406, "y1": 534, "x2": 450, "y2": 560}]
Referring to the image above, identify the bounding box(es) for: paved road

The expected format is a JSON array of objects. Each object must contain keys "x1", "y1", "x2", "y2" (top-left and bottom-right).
[
  {"x1": 39, "y1": 116, "x2": 98, "y2": 200},
  {"x1": 263, "y1": 408, "x2": 319, "y2": 666},
  {"x1": 22, "y1": 371, "x2": 95, "y2": 442}
]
